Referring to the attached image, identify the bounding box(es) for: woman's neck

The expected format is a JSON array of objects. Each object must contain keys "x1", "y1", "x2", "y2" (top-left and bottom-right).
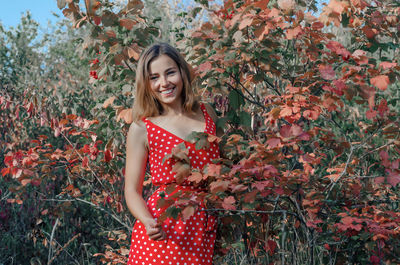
[{"x1": 160, "y1": 101, "x2": 185, "y2": 117}]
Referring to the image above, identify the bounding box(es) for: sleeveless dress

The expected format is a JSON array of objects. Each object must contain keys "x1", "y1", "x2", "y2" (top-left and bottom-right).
[{"x1": 127, "y1": 103, "x2": 220, "y2": 265}]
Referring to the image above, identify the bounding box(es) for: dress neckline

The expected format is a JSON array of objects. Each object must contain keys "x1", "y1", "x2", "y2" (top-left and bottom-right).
[{"x1": 144, "y1": 103, "x2": 208, "y2": 144}]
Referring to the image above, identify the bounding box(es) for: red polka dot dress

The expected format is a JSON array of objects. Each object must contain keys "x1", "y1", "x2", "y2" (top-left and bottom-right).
[{"x1": 127, "y1": 103, "x2": 220, "y2": 265}]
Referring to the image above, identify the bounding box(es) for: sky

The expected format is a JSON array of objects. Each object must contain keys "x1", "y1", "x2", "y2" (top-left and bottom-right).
[
  {"x1": 0, "y1": 0, "x2": 326, "y2": 30},
  {"x1": 0, "y1": 0, "x2": 63, "y2": 29}
]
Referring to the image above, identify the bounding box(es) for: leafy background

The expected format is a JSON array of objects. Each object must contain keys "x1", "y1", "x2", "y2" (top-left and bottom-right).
[{"x1": 1, "y1": 0, "x2": 400, "y2": 264}]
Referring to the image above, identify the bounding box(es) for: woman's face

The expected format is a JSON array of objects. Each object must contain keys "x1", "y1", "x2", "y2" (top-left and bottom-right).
[{"x1": 148, "y1": 54, "x2": 183, "y2": 108}]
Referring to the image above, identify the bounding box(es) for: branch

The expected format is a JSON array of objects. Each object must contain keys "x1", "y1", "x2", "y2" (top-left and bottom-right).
[
  {"x1": 48, "y1": 233, "x2": 81, "y2": 265},
  {"x1": 326, "y1": 145, "x2": 355, "y2": 196},
  {"x1": 75, "y1": 198, "x2": 132, "y2": 231},
  {"x1": 47, "y1": 217, "x2": 59, "y2": 265},
  {"x1": 224, "y1": 82, "x2": 267, "y2": 111}
]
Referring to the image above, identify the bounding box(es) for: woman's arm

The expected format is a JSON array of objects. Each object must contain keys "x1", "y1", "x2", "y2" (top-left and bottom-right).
[{"x1": 124, "y1": 121, "x2": 166, "y2": 241}]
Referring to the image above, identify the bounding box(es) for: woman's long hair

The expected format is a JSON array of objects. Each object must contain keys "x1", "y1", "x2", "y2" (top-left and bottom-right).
[{"x1": 132, "y1": 43, "x2": 199, "y2": 122}]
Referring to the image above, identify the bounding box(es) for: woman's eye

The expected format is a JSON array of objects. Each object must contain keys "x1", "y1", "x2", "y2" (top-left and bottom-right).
[
  {"x1": 167, "y1": 71, "x2": 175, "y2": 75},
  {"x1": 150, "y1": 76, "x2": 158, "y2": 80}
]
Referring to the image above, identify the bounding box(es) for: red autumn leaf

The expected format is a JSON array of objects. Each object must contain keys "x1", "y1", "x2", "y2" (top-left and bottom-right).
[
  {"x1": 188, "y1": 172, "x2": 203, "y2": 184},
  {"x1": 366, "y1": 109, "x2": 377, "y2": 120},
  {"x1": 252, "y1": 180, "x2": 273, "y2": 191},
  {"x1": 244, "y1": 189, "x2": 258, "y2": 203},
  {"x1": 379, "y1": 150, "x2": 390, "y2": 167},
  {"x1": 238, "y1": 17, "x2": 253, "y2": 30},
  {"x1": 119, "y1": 18, "x2": 136, "y2": 30},
  {"x1": 21, "y1": 178, "x2": 31, "y2": 186},
  {"x1": 103, "y1": 96, "x2": 116, "y2": 108},
  {"x1": 279, "y1": 106, "x2": 292, "y2": 117},
  {"x1": 303, "y1": 109, "x2": 320, "y2": 120},
  {"x1": 210, "y1": 180, "x2": 230, "y2": 194},
  {"x1": 326, "y1": 41, "x2": 351, "y2": 58},
  {"x1": 290, "y1": 124, "x2": 303, "y2": 137},
  {"x1": 254, "y1": 0, "x2": 270, "y2": 9},
  {"x1": 93, "y1": 16, "x2": 101, "y2": 25},
  {"x1": 104, "y1": 149, "x2": 112, "y2": 162},
  {"x1": 285, "y1": 26, "x2": 302, "y2": 40},
  {"x1": 379, "y1": 61, "x2": 397, "y2": 70},
  {"x1": 1, "y1": 167, "x2": 10, "y2": 176},
  {"x1": 222, "y1": 196, "x2": 236, "y2": 210},
  {"x1": 377, "y1": 99, "x2": 388, "y2": 117},
  {"x1": 370, "y1": 75, "x2": 389, "y2": 91},
  {"x1": 280, "y1": 125, "x2": 291, "y2": 138},
  {"x1": 206, "y1": 164, "x2": 221, "y2": 177},
  {"x1": 386, "y1": 169, "x2": 400, "y2": 187},
  {"x1": 325, "y1": 173, "x2": 340, "y2": 182},
  {"x1": 116, "y1": 108, "x2": 133, "y2": 124},
  {"x1": 172, "y1": 162, "x2": 190, "y2": 184},
  {"x1": 362, "y1": 26, "x2": 377, "y2": 39},
  {"x1": 198, "y1": 61, "x2": 212, "y2": 73},
  {"x1": 82, "y1": 156, "x2": 89, "y2": 168},
  {"x1": 181, "y1": 205, "x2": 196, "y2": 222},
  {"x1": 266, "y1": 137, "x2": 281, "y2": 149},
  {"x1": 267, "y1": 240, "x2": 277, "y2": 255},
  {"x1": 319, "y1": 64, "x2": 336, "y2": 80}
]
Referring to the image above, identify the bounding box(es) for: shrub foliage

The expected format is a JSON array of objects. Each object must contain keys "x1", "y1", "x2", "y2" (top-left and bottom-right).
[{"x1": 1, "y1": 0, "x2": 400, "y2": 264}]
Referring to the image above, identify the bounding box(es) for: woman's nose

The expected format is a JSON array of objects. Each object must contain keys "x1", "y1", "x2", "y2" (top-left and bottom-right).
[{"x1": 160, "y1": 75, "x2": 169, "y2": 87}]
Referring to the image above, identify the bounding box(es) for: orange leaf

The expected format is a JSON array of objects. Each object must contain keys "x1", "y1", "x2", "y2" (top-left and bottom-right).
[
  {"x1": 266, "y1": 138, "x2": 281, "y2": 149},
  {"x1": 327, "y1": 0, "x2": 345, "y2": 14},
  {"x1": 127, "y1": 47, "x2": 140, "y2": 61},
  {"x1": 370, "y1": 75, "x2": 389, "y2": 91},
  {"x1": 182, "y1": 205, "x2": 196, "y2": 222},
  {"x1": 82, "y1": 156, "x2": 89, "y2": 168},
  {"x1": 210, "y1": 180, "x2": 229, "y2": 193},
  {"x1": 188, "y1": 172, "x2": 203, "y2": 184},
  {"x1": 172, "y1": 162, "x2": 190, "y2": 184},
  {"x1": 21, "y1": 178, "x2": 31, "y2": 186},
  {"x1": 319, "y1": 64, "x2": 336, "y2": 80},
  {"x1": 325, "y1": 173, "x2": 340, "y2": 181},
  {"x1": 379, "y1": 62, "x2": 397, "y2": 70},
  {"x1": 238, "y1": 17, "x2": 253, "y2": 30},
  {"x1": 222, "y1": 196, "x2": 236, "y2": 210},
  {"x1": 198, "y1": 61, "x2": 212, "y2": 73},
  {"x1": 103, "y1": 96, "x2": 116, "y2": 108},
  {"x1": 254, "y1": 0, "x2": 270, "y2": 9},
  {"x1": 117, "y1": 108, "x2": 133, "y2": 124},
  {"x1": 286, "y1": 26, "x2": 302, "y2": 40},
  {"x1": 119, "y1": 18, "x2": 136, "y2": 30}
]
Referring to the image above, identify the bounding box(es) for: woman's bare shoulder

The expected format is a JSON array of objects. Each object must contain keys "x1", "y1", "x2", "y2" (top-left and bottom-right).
[{"x1": 127, "y1": 120, "x2": 148, "y2": 146}]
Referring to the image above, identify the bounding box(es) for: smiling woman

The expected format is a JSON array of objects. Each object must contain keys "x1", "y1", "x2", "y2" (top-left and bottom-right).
[{"x1": 124, "y1": 43, "x2": 221, "y2": 265}]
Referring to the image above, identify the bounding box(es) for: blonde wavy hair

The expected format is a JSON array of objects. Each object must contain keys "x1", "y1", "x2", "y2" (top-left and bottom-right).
[{"x1": 132, "y1": 43, "x2": 199, "y2": 122}]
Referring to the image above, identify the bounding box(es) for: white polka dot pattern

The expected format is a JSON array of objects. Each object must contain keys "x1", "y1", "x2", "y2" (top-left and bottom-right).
[{"x1": 127, "y1": 103, "x2": 220, "y2": 265}]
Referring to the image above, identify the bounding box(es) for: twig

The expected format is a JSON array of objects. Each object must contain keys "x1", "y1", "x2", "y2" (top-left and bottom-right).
[
  {"x1": 47, "y1": 217, "x2": 59, "y2": 265},
  {"x1": 75, "y1": 198, "x2": 132, "y2": 231},
  {"x1": 39, "y1": 197, "x2": 132, "y2": 231},
  {"x1": 123, "y1": 59, "x2": 135, "y2": 73},
  {"x1": 224, "y1": 82, "x2": 267, "y2": 110},
  {"x1": 48, "y1": 233, "x2": 81, "y2": 265},
  {"x1": 326, "y1": 145, "x2": 354, "y2": 196}
]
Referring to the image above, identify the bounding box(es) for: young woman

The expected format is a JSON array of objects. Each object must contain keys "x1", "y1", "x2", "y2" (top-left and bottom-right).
[{"x1": 125, "y1": 43, "x2": 222, "y2": 265}]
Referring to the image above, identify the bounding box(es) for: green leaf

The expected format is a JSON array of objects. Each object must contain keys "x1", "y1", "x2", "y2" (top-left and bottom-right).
[
  {"x1": 341, "y1": 13, "x2": 349, "y2": 27},
  {"x1": 239, "y1": 111, "x2": 251, "y2": 128},
  {"x1": 191, "y1": 7, "x2": 202, "y2": 18},
  {"x1": 228, "y1": 90, "x2": 245, "y2": 110}
]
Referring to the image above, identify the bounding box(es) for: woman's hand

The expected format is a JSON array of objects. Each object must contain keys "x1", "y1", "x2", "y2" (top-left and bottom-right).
[{"x1": 143, "y1": 218, "x2": 166, "y2": 241}]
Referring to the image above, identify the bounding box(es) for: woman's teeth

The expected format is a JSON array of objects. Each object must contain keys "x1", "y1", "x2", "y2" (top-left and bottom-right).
[{"x1": 161, "y1": 88, "x2": 174, "y2": 94}]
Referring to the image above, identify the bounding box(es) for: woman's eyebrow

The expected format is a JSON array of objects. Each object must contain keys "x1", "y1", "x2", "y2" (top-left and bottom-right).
[{"x1": 165, "y1": 67, "x2": 178, "y2": 72}]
